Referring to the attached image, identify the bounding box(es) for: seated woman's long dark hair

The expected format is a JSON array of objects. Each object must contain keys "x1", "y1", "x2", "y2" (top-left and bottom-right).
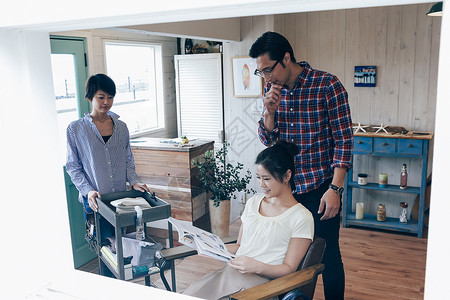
[{"x1": 255, "y1": 140, "x2": 299, "y2": 190}]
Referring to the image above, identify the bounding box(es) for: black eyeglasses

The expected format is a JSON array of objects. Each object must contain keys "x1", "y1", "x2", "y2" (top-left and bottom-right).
[{"x1": 254, "y1": 61, "x2": 279, "y2": 78}]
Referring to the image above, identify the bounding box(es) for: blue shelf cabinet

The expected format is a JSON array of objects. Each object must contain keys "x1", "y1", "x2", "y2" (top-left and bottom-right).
[{"x1": 343, "y1": 132, "x2": 433, "y2": 237}]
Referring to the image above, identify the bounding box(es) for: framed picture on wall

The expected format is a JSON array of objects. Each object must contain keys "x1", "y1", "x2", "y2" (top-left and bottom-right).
[
  {"x1": 231, "y1": 56, "x2": 263, "y2": 97},
  {"x1": 354, "y1": 66, "x2": 376, "y2": 87}
]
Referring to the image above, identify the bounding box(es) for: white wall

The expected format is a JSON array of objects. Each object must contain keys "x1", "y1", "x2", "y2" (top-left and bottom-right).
[
  {"x1": 0, "y1": 30, "x2": 73, "y2": 298},
  {"x1": 424, "y1": 1, "x2": 450, "y2": 298}
]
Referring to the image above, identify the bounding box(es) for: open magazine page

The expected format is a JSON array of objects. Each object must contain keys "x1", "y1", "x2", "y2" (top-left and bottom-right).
[
  {"x1": 193, "y1": 232, "x2": 235, "y2": 262},
  {"x1": 168, "y1": 217, "x2": 197, "y2": 249},
  {"x1": 168, "y1": 217, "x2": 235, "y2": 262}
]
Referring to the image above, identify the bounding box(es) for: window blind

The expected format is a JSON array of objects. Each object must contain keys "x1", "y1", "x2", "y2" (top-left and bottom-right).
[{"x1": 174, "y1": 53, "x2": 224, "y2": 146}]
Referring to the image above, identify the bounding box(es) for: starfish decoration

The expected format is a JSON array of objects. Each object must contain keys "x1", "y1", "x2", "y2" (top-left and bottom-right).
[
  {"x1": 373, "y1": 123, "x2": 389, "y2": 134},
  {"x1": 352, "y1": 122, "x2": 370, "y2": 133}
]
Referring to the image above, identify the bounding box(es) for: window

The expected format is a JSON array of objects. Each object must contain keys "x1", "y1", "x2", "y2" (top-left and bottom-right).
[
  {"x1": 174, "y1": 53, "x2": 224, "y2": 147},
  {"x1": 105, "y1": 41, "x2": 164, "y2": 135}
]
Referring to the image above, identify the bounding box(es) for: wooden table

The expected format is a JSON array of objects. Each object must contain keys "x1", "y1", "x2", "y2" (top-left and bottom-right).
[{"x1": 130, "y1": 138, "x2": 214, "y2": 230}]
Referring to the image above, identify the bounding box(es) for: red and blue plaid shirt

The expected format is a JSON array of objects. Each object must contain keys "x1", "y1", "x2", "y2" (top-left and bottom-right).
[{"x1": 258, "y1": 61, "x2": 353, "y2": 194}]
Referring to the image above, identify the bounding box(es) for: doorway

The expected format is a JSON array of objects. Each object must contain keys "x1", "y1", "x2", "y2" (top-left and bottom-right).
[{"x1": 50, "y1": 36, "x2": 95, "y2": 268}]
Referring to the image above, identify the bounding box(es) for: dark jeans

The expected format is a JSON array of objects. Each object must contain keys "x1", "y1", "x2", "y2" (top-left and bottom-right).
[{"x1": 294, "y1": 178, "x2": 345, "y2": 300}]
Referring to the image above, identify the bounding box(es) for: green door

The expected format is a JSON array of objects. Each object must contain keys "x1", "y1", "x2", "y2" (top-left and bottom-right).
[{"x1": 50, "y1": 36, "x2": 96, "y2": 268}]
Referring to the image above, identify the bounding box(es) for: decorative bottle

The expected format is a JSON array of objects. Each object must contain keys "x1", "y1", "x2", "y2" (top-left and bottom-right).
[
  {"x1": 400, "y1": 164, "x2": 408, "y2": 189},
  {"x1": 135, "y1": 206, "x2": 145, "y2": 240}
]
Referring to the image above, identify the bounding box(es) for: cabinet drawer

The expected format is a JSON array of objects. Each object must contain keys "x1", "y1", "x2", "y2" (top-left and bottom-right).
[
  {"x1": 398, "y1": 139, "x2": 423, "y2": 155},
  {"x1": 373, "y1": 138, "x2": 396, "y2": 153},
  {"x1": 353, "y1": 137, "x2": 372, "y2": 154}
]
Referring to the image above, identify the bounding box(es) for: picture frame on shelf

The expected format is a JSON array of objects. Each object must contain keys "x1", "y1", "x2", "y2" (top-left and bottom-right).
[{"x1": 231, "y1": 56, "x2": 263, "y2": 97}]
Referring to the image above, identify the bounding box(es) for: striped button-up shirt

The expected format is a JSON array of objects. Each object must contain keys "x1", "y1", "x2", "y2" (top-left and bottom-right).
[
  {"x1": 66, "y1": 111, "x2": 139, "y2": 203},
  {"x1": 258, "y1": 61, "x2": 353, "y2": 194}
]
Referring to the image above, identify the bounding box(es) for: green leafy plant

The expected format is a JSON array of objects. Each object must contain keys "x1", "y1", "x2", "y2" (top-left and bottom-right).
[{"x1": 192, "y1": 142, "x2": 254, "y2": 207}]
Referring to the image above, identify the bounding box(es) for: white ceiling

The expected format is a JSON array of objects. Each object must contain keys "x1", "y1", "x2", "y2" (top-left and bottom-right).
[{"x1": 1, "y1": 0, "x2": 434, "y2": 32}]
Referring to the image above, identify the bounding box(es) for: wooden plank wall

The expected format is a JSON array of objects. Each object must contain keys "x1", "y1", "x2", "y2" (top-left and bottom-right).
[
  {"x1": 274, "y1": 4, "x2": 440, "y2": 132},
  {"x1": 273, "y1": 4, "x2": 440, "y2": 219}
]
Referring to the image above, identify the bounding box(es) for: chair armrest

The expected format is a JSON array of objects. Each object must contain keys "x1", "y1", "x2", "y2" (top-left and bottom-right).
[
  {"x1": 158, "y1": 236, "x2": 238, "y2": 261},
  {"x1": 230, "y1": 263, "x2": 325, "y2": 300}
]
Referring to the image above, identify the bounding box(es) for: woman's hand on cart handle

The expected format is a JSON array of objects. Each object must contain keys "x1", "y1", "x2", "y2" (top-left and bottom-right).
[
  {"x1": 132, "y1": 183, "x2": 151, "y2": 193},
  {"x1": 87, "y1": 190, "x2": 100, "y2": 212}
]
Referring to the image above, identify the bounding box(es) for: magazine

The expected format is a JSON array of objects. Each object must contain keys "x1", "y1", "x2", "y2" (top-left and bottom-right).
[{"x1": 168, "y1": 217, "x2": 235, "y2": 262}]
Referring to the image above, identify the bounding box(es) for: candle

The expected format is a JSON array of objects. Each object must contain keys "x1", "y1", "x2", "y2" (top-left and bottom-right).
[
  {"x1": 379, "y1": 173, "x2": 388, "y2": 187},
  {"x1": 356, "y1": 202, "x2": 364, "y2": 219}
]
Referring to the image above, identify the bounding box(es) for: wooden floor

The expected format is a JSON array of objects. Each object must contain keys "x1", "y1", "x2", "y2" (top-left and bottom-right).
[{"x1": 79, "y1": 219, "x2": 427, "y2": 299}]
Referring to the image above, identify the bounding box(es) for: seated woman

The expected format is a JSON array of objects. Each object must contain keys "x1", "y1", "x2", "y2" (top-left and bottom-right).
[{"x1": 183, "y1": 140, "x2": 314, "y2": 300}]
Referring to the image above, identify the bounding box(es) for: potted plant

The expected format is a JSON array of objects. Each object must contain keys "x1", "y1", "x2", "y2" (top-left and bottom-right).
[{"x1": 192, "y1": 141, "x2": 254, "y2": 236}]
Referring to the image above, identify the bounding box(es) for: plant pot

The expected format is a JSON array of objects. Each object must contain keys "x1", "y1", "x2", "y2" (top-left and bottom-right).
[{"x1": 208, "y1": 199, "x2": 230, "y2": 238}]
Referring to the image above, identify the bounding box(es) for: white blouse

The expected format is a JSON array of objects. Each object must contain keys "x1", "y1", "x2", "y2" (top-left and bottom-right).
[{"x1": 235, "y1": 194, "x2": 314, "y2": 265}]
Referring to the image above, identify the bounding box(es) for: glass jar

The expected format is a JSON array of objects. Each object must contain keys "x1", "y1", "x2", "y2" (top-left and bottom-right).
[
  {"x1": 358, "y1": 173, "x2": 368, "y2": 185},
  {"x1": 399, "y1": 202, "x2": 408, "y2": 223},
  {"x1": 377, "y1": 204, "x2": 386, "y2": 222}
]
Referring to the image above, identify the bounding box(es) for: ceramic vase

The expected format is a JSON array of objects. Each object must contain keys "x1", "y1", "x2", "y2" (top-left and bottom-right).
[{"x1": 208, "y1": 199, "x2": 230, "y2": 238}]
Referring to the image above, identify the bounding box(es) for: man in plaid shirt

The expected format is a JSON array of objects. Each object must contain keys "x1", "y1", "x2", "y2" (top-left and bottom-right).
[{"x1": 250, "y1": 31, "x2": 353, "y2": 300}]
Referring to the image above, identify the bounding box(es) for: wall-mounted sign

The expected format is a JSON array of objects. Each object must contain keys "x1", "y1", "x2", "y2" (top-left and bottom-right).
[{"x1": 354, "y1": 66, "x2": 376, "y2": 87}]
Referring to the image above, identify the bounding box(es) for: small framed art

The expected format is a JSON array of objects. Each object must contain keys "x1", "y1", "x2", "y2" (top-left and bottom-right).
[
  {"x1": 354, "y1": 66, "x2": 376, "y2": 87},
  {"x1": 231, "y1": 56, "x2": 263, "y2": 97}
]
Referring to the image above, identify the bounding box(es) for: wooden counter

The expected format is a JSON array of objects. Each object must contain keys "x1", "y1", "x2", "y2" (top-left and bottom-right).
[{"x1": 130, "y1": 138, "x2": 214, "y2": 228}]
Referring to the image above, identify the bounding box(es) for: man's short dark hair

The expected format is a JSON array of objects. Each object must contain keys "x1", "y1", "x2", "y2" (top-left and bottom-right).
[
  {"x1": 249, "y1": 31, "x2": 296, "y2": 63},
  {"x1": 85, "y1": 73, "x2": 116, "y2": 100}
]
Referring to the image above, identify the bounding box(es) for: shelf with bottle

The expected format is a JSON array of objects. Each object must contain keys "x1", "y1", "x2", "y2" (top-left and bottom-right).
[
  {"x1": 347, "y1": 181, "x2": 420, "y2": 194},
  {"x1": 345, "y1": 213, "x2": 419, "y2": 234}
]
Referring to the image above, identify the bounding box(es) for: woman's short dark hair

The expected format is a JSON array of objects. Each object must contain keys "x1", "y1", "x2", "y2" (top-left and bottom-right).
[
  {"x1": 85, "y1": 74, "x2": 116, "y2": 100},
  {"x1": 255, "y1": 140, "x2": 299, "y2": 190},
  {"x1": 249, "y1": 31, "x2": 296, "y2": 64}
]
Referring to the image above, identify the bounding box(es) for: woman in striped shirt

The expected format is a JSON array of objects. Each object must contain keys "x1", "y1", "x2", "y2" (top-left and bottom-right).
[{"x1": 66, "y1": 74, "x2": 149, "y2": 240}]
